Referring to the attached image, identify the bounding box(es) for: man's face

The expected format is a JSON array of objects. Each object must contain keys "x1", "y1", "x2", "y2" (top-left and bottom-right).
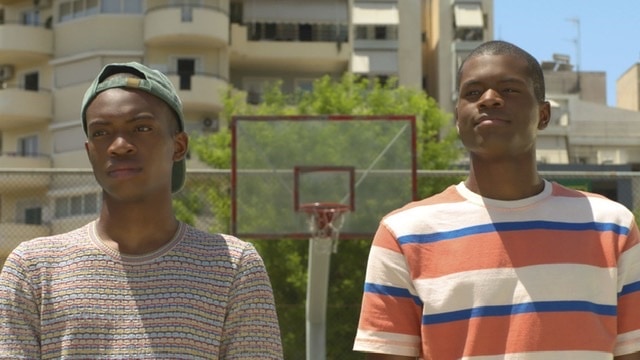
[
  {"x1": 455, "y1": 54, "x2": 550, "y2": 160},
  {"x1": 84, "y1": 87, "x2": 187, "y2": 200}
]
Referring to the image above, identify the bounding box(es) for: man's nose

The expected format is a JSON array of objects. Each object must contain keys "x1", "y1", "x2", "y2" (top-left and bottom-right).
[
  {"x1": 478, "y1": 88, "x2": 504, "y2": 108},
  {"x1": 108, "y1": 135, "x2": 135, "y2": 155}
]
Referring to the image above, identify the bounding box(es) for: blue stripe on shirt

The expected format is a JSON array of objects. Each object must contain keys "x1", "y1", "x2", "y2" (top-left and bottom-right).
[
  {"x1": 422, "y1": 300, "x2": 616, "y2": 325},
  {"x1": 619, "y1": 280, "x2": 640, "y2": 297},
  {"x1": 398, "y1": 221, "x2": 630, "y2": 245},
  {"x1": 364, "y1": 283, "x2": 423, "y2": 306}
]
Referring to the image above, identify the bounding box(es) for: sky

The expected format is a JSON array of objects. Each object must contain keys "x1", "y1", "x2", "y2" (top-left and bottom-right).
[{"x1": 494, "y1": 0, "x2": 640, "y2": 106}]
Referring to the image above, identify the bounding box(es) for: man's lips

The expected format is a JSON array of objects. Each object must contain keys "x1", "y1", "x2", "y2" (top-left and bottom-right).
[
  {"x1": 107, "y1": 166, "x2": 142, "y2": 178},
  {"x1": 474, "y1": 117, "x2": 509, "y2": 127}
]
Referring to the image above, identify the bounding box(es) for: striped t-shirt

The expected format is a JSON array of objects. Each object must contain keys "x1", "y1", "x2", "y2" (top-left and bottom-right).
[
  {"x1": 354, "y1": 181, "x2": 640, "y2": 359},
  {"x1": 0, "y1": 221, "x2": 283, "y2": 359}
]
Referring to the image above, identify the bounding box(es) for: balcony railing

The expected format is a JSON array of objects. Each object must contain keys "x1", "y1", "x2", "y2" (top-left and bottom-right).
[
  {"x1": 0, "y1": 86, "x2": 52, "y2": 128},
  {"x1": 144, "y1": 4, "x2": 229, "y2": 47},
  {"x1": 230, "y1": 24, "x2": 351, "y2": 73},
  {"x1": 0, "y1": 22, "x2": 53, "y2": 63},
  {"x1": 166, "y1": 72, "x2": 228, "y2": 112}
]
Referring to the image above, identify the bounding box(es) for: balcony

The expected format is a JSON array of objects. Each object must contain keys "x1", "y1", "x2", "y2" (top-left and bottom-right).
[
  {"x1": 0, "y1": 87, "x2": 52, "y2": 129},
  {"x1": 168, "y1": 73, "x2": 228, "y2": 112},
  {"x1": 144, "y1": 5, "x2": 228, "y2": 47},
  {"x1": 0, "y1": 23, "x2": 53, "y2": 64},
  {"x1": 230, "y1": 24, "x2": 351, "y2": 73},
  {"x1": 0, "y1": 167, "x2": 53, "y2": 194},
  {"x1": 0, "y1": 153, "x2": 51, "y2": 170}
]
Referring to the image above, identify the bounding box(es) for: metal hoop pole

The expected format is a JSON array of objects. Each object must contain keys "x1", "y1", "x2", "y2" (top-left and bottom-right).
[{"x1": 299, "y1": 203, "x2": 349, "y2": 360}]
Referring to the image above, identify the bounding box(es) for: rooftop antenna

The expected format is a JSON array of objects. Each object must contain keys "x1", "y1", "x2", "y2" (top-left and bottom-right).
[{"x1": 566, "y1": 17, "x2": 581, "y2": 96}]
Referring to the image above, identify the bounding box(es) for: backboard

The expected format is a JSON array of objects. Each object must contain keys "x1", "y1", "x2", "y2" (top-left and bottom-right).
[{"x1": 231, "y1": 115, "x2": 417, "y2": 239}]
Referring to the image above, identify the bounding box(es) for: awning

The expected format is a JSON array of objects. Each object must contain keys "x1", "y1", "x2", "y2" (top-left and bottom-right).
[
  {"x1": 453, "y1": 3, "x2": 484, "y2": 28},
  {"x1": 352, "y1": 2, "x2": 399, "y2": 25},
  {"x1": 243, "y1": 0, "x2": 348, "y2": 24},
  {"x1": 351, "y1": 51, "x2": 398, "y2": 73},
  {"x1": 351, "y1": 53, "x2": 370, "y2": 73}
]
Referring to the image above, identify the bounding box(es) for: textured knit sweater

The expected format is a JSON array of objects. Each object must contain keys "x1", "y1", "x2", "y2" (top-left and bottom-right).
[
  {"x1": 0, "y1": 221, "x2": 283, "y2": 359},
  {"x1": 354, "y1": 181, "x2": 640, "y2": 359}
]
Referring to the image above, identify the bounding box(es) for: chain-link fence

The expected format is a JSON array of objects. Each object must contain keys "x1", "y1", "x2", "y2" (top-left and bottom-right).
[{"x1": 1, "y1": 168, "x2": 639, "y2": 359}]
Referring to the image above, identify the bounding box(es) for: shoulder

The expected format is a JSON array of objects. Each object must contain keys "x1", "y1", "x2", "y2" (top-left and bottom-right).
[
  {"x1": 180, "y1": 225, "x2": 263, "y2": 262},
  {"x1": 2, "y1": 224, "x2": 93, "y2": 281},
  {"x1": 549, "y1": 181, "x2": 635, "y2": 226},
  {"x1": 384, "y1": 184, "x2": 462, "y2": 218},
  {"x1": 10, "y1": 224, "x2": 91, "y2": 260},
  {"x1": 550, "y1": 181, "x2": 632, "y2": 213}
]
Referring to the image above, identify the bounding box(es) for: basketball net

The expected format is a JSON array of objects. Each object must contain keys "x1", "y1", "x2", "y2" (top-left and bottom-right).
[{"x1": 299, "y1": 202, "x2": 350, "y2": 253}]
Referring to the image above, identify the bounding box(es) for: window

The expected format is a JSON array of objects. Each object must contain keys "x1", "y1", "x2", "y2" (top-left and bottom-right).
[
  {"x1": 86, "y1": 0, "x2": 99, "y2": 14},
  {"x1": 295, "y1": 78, "x2": 314, "y2": 92},
  {"x1": 299, "y1": 24, "x2": 312, "y2": 41},
  {"x1": 243, "y1": 78, "x2": 277, "y2": 105},
  {"x1": 247, "y1": 22, "x2": 348, "y2": 42},
  {"x1": 18, "y1": 135, "x2": 38, "y2": 157},
  {"x1": 55, "y1": 193, "x2": 100, "y2": 219},
  {"x1": 24, "y1": 72, "x2": 39, "y2": 91},
  {"x1": 264, "y1": 23, "x2": 276, "y2": 40},
  {"x1": 376, "y1": 75, "x2": 389, "y2": 87},
  {"x1": 354, "y1": 25, "x2": 398, "y2": 41},
  {"x1": 177, "y1": 58, "x2": 195, "y2": 90},
  {"x1": 73, "y1": 0, "x2": 84, "y2": 18},
  {"x1": 374, "y1": 26, "x2": 387, "y2": 40},
  {"x1": 124, "y1": 0, "x2": 142, "y2": 13},
  {"x1": 24, "y1": 207, "x2": 42, "y2": 225},
  {"x1": 230, "y1": 1, "x2": 242, "y2": 24},
  {"x1": 22, "y1": 9, "x2": 40, "y2": 25},
  {"x1": 101, "y1": 0, "x2": 120, "y2": 12},
  {"x1": 55, "y1": 198, "x2": 68, "y2": 218},
  {"x1": 58, "y1": 0, "x2": 141, "y2": 22},
  {"x1": 59, "y1": 2, "x2": 72, "y2": 21},
  {"x1": 16, "y1": 199, "x2": 42, "y2": 225}
]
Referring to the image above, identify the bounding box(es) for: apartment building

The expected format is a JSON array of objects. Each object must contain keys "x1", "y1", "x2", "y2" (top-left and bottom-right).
[
  {"x1": 0, "y1": 0, "x2": 493, "y2": 257},
  {"x1": 536, "y1": 53, "x2": 640, "y2": 166}
]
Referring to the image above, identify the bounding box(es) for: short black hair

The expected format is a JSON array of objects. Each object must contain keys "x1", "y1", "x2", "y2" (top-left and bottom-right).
[{"x1": 457, "y1": 40, "x2": 546, "y2": 103}]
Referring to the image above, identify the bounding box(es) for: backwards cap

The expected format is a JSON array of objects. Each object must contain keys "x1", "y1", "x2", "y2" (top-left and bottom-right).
[{"x1": 81, "y1": 62, "x2": 186, "y2": 193}]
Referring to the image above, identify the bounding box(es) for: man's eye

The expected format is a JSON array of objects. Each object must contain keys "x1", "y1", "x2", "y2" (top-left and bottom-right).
[
  {"x1": 136, "y1": 125, "x2": 152, "y2": 132},
  {"x1": 91, "y1": 130, "x2": 107, "y2": 137}
]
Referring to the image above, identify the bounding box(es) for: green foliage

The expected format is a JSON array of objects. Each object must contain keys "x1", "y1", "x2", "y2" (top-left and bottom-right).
[{"x1": 177, "y1": 74, "x2": 461, "y2": 358}]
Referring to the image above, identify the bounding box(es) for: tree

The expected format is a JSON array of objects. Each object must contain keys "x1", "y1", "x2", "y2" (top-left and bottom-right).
[{"x1": 175, "y1": 74, "x2": 462, "y2": 358}]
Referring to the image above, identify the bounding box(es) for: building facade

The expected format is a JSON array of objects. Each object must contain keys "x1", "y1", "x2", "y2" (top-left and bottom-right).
[{"x1": 0, "y1": 0, "x2": 493, "y2": 257}]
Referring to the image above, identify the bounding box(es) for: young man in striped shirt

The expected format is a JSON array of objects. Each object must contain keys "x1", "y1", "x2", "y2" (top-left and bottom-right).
[{"x1": 354, "y1": 41, "x2": 640, "y2": 359}]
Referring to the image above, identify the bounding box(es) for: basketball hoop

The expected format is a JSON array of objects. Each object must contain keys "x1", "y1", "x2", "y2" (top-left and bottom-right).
[{"x1": 298, "y1": 202, "x2": 350, "y2": 252}]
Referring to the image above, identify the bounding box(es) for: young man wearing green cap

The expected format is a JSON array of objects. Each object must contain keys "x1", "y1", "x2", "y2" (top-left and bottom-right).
[{"x1": 0, "y1": 62, "x2": 283, "y2": 359}]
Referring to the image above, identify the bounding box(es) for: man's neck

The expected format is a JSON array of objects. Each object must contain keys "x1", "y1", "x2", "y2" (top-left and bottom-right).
[
  {"x1": 95, "y1": 201, "x2": 180, "y2": 255},
  {"x1": 465, "y1": 156, "x2": 544, "y2": 201}
]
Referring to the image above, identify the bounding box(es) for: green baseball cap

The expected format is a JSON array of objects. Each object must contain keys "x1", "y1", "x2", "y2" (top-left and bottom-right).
[{"x1": 81, "y1": 62, "x2": 186, "y2": 193}]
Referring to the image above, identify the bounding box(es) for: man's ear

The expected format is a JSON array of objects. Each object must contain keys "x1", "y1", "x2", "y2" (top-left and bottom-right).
[
  {"x1": 173, "y1": 132, "x2": 189, "y2": 161},
  {"x1": 538, "y1": 101, "x2": 551, "y2": 130}
]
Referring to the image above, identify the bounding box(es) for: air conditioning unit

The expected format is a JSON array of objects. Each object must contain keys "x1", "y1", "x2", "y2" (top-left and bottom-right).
[
  {"x1": 0, "y1": 65, "x2": 14, "y2": 82},
  {"x1": 202, "y1": 117, "x2": 219, "y2": 132}
]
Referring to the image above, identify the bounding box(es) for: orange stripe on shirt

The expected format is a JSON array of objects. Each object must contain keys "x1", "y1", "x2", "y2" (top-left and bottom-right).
[
  {"x1": 402, "y1": 229, "x2": 622, "y2": 278},
  {"x1": 422, "y1": 311, "x2": 616, "y2": 358}
]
